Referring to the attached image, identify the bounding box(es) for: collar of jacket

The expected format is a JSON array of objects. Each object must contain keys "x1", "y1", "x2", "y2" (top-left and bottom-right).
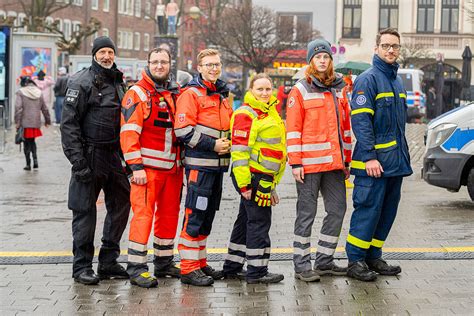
[
  {"x1": 142, "y1": 68, "x2": 180, "y2": 95},
  {"x1": 309, "y1": 73, "x2": 345, "y2": 91},
  {"x1": 187, "y1": 74, "x2": 230, "y2": 98},
  {"x1": 19, "y1": 85, "x2": 42, "y2": 100},
  {"x1": 243, "y1": 91, "x2": 279, "y2": 113},
  {"x1": 91, "y1": 58, "x2": 123, "y2": 82},
  {"x1": 372, "y1": 54, "x2": 399, "y2": 80}
]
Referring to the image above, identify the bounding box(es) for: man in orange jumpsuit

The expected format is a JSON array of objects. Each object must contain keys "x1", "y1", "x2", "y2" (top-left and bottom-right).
[
  {"x1": 174, "y1": 48, "x2": 233, "y2": 286},
  {"x1": 120, "y1": 48, "x2": 182, "y2": 288}
]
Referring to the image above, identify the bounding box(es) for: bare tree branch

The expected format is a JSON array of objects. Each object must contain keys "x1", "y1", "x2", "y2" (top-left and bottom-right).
[{"x1": 398, "y1": 43, "x2": 436, "y2": 68}]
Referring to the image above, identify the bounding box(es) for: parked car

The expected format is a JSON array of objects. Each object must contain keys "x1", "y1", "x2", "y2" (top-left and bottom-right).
[
  {"x1": 398, "y1": 69, "x2": 426, "y2": 122},
  {"x1": 422, "y1": 102, "x2": 474, "y2": 201}
]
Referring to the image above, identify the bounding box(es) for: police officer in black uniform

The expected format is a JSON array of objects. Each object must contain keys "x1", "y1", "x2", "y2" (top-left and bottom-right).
[{"x1": 61, "y1": 36, "x2": 130, "y2": 285}]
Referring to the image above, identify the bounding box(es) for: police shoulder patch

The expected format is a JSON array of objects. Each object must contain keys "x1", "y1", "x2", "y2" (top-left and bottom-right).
[
  {"x1": 65, "y1": 88, "x2": 80, "y2": 104},
  {"x1": 355, "y1": 95, "x2": 367, "y2": 106}
]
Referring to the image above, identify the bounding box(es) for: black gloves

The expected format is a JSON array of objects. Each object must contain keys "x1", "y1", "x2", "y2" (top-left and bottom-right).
[{"x1": 72, "y1": 159, "x2": 92, "y2": 183}]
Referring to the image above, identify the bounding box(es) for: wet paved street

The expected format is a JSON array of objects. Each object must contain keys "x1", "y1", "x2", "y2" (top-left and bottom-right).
[{"x1": 0, "y1": 124, "x2": 473, "y2": 315}]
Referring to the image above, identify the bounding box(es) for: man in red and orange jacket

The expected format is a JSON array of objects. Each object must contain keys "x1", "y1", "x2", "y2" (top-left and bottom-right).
[
  {"x1": 120, "y1": 48, "x2": 182, "y2": 288},
  {"x1": 174, "y1": 48, "x2": 233, "y2": 286}
]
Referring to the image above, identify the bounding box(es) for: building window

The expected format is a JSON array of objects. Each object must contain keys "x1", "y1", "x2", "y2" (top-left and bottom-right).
[
  {"x1": 342, "y1": 0, "x2": 362, "y2": 38},
  {"x1": 127, "y1": 31, "x2": 134, "y2": 49},
  {"x1": 379, "y1": 0, "x2": 398, "y2": 30},
  {"x1": 127, "y1": 0, "x2": 135, "y2": 15},
  {"x1": 17, "y1": 13, "x2": 27, "y2": 32},
  {"x1": 144, "y1": 33, "x2": 150, "y2": 51},
  {"x1": 277, "y1": 12, "x2": 313, "y2": 44},
  {"x1": 417, "y1": 0, "x2": 435, "y2": 33},
  {"x1": 91, "y1": 0, "x2": 98, "y2": 10},
  {"x1": 134, "y1": 32, "x2": 141, "y2": 50},
  {"x1": 72, "y1": 0, "x2": 83, "y2": 6},
  {"x1": 63, "y1": 19, "x2": 72, "y2": 40},
  {"x1": 103, "y1": 28, "x2": 109, "y2": 37},
  {"x1": 90, "y1": 31, "x2": 98, "y2": 46},
  {"x1": 441, "y1": 0, "x2": 459, "y2": 33},
  {"x1": 118, "y1": 0, "x2": 126, "y2": 14},
  {"x1": 145, "y1": 1, "x2": 151, "y2": 18},
  {"x1": 117, "y1": 31, "x2": 123, "y2": 48},
  {"x1": 72, "y1": 21, "x2": 81, "y2": 35},
  {"x1": 45, "y1": 16, "x2": 55, "y2": 32},
  {"x1": 104, "y1": 0, "x2": 110, "y2": 12},
  {"x1": 135, "y1": 0, "x2": 141, "y2": 17}
]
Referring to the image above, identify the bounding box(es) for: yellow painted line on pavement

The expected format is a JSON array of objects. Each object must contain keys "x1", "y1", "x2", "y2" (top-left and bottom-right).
[{"x1": 1, "y1": 246, "x2": 473, "y2": 257}]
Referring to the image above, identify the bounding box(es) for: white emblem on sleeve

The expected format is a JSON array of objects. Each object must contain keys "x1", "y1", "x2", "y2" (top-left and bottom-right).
[{"x1": 355, "y1": 95, "x2": 367, "y2": 105}]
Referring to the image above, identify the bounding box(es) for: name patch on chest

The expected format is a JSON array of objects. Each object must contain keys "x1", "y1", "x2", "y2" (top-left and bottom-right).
[{"x1": 233, "y1": 130, "x2": 248, "y2": 138}]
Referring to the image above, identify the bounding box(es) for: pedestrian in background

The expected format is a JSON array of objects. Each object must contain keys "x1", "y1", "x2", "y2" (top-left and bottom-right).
[
  {"x1": 33, "y1": 69, "x2": 54, "y2": 108},
  {"x1": 120, "y1": 48, "x2": 183, "y2": 288},
  {"x1": 222, "y1": 73, "x2": 286, "y2": 284},
  {"x1": 174, "y1": 48, "x2": 232, "y2": 286},
  {"x1": 286, "y1": 39, "x2": 352, "y2": 282},
  {"x1": 53, "y1": 67, "x2": 68, "y2": 126},
  {"x1": 60, "y1": 36, "x2": 130, "y2": 285},
  {"x1": 346, "y1": 28, "x2": 412, "y2": 282},
  {"x1": 15, "y1": 76, "x2": 51, "y2": 170}
]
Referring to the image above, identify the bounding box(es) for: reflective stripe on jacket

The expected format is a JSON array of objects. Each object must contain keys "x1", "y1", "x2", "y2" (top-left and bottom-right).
[
  {"x1": 286, "y1": 76, "x2": 351, "y2": 174},
  {"x1": 350, "y1": 54, "x2": 413, "y2": 177},
  {"x1": 120, "y1": 69, "x2": 181, "y2": 171},
  {"x1": 174, "y1": 75, "x2": 233, "y2": 172},
  {"x1": 231, "y1": 92, "x2": 287, "y2": 190}
]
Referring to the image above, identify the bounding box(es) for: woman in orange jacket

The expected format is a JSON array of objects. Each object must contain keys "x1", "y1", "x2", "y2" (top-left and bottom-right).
[{"x1": 286, "y1": 39, "x2": 352, "y2": 282}]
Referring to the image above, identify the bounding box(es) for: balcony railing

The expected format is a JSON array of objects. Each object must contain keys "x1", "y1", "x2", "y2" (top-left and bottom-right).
[{"x1": 403, "y1": 33, "x2": 472, "y2": 50}]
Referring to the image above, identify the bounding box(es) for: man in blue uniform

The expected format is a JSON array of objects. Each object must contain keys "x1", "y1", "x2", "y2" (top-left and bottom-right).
[{"x1": 346, "y1": 28, "x2": 413, "y2": 282}]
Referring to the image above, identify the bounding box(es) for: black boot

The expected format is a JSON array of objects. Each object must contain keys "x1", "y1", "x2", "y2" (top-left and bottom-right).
[
  {"x1": 74, "y1": 270, "x2": 100, "y2": 285},
  {"x1": 347, "y1": 261, "x2": 377, "y2": 282},
  {"x1": 154, "y1": 262, "x2": 181, "y2": 278},
  {"x1": 247, "y1": 272, "x2": 284, "y2": 284},
  {"x1": 130, "y1": 272, "x2": 158, "y2": 288},
  {"x1": 366, "y1": 258, "x2": 401, "y2": 276},
  {"x1": 97, "y1": 262, "x2": 129, "y2": 279},
  {"x1": 31, "y1": 140, "x2": 38, "y2": 169},
  {"x1": 201, "y1": 265, "x2": 224, "y2": 280},
  {"x1": 181, "y1": 269, "x2": 214, "y2": 286}
]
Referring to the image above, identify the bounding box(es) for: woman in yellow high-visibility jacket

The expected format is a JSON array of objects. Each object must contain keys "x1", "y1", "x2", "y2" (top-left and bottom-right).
[{"x1": 222, "y1": 73, "x2": 286, "y2": 284}]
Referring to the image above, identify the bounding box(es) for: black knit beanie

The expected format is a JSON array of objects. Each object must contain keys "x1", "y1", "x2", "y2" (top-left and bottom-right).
[{"x1": 92, "y1": 36, "x2": 116, "y2": 56}]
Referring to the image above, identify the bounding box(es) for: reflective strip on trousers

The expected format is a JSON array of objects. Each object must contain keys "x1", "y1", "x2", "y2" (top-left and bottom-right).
[
  {"x1": 347, "y1": 233, "x2": 371, "y2": 249},
  {"x1": 124, "y1": 150, "x2": 142, "y2": 161},
  {"x1": 179, "y1": 238, "x2": 200, "y2": 248},
  {"x1": 129, "y1": 241, "x2": 147, "y2": 252},
  {"x1": 247, "y1": 258, "x2": 269, "y2": 267},
  {"x1": 121, "y1": 123, "x2": 142, "y2": 134},
  {"x1": 294, "y1": 235, "x2": 311, "y2": 244},
  {"x1": 246, "y1": 247, "x2": 270, "y2": 256},
  {"x1": 179, "y1": 249, "x2": 200, "y2": 260},
  {"x1": 185, "y1": 157, "x2": 230, "y2": 167},
  {"x1": 371, "y1": 238, "x2": 384, "y2": 248},
  {"x1": 154, "y1": 237, "x2": 174, "y2": 246},
  {"x1": 142, "y1": 157, "x2": 175, "y2": 169},
  {"x1": 130, "y1": 85, "x2": 148, "y2": 101},
  {"x1": 128, "y1": 254, "x2": 148, "y2": 264},
  {"x1": 293, "y1": 247, "x2": 311, "y2": 256},
  {"x1": 316, "y1": 244, "x2": 335, "y2": 256},
  {"x1": 199, "y1": 248, "x2": 207, "y2": 259},
  {"x1": 301, "y1": 156, "x2": 333, "y2": 165},
  {"x1": 319, "y1": 233, "x2": 339, "y2": 244},
  {"x1": 154, "y1": 249, "x2": 174, "y2": 257},
  {"x1": 228, "y1": 242, "x2": 247, "y2": 252},
  {"x1": 225, "y1": 253, "x2": 245, "y2": 264},
  {"x1": 287, "y1": 131, "x2": 302, "y2": 139}
]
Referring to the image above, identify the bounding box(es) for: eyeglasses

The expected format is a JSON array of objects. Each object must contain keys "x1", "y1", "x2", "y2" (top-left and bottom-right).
[
  {"x1": 379, "y1": 43, "x2": 401, "y2": 51},
  {"x1": 200, "y1": 63, "x2": 222, "y2": 70},
  {"x1": 149, "y1": 60, "x2": 170, "y2": 66}
]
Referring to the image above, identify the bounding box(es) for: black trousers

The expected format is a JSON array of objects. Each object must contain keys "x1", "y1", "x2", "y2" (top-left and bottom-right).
[
  {"x1": 23, "y1": 138, "x2": 37, "y2": 165},
  {"x1": 70, "y1": 147, "x2": 130, "y2": 277},
  {"x1": 223, "y1": 173, "x2": 272, "y2": 279}
]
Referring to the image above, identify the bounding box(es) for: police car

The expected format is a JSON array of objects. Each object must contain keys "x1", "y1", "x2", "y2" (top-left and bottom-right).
[
  {"x1": 398, "y1": 69, "x2": 426, "y2": 122},
  {"x1": 422, "y1": 102, "x2": 474, "y2": 200}
]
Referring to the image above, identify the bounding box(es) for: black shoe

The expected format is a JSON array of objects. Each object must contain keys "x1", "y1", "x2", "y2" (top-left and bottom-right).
[
  {"x1": 347, "y1": 261, "x2": 377, "y2": 282},
  {"x1": 223, "y1": 269, "x2": 247, "y2": 280},
  {"x1": 366, "y1": 258, "x2": 401, "y2": 276},
  {"x1": 130, "y1": 272, "x2": 158, "y2": 288},
  {"x1": 314, "y1": 262, "x2": 348, "y2": 276},
  {"x1": 295, "y1": 270, "x2": 320, "y2": 282},
  {"x1": 247, "y1": 272, "x2": 284, "y2": 284},
  {"x1": 181, "y1": 269, "x2": 214, "y2": 286},
  {"x1": 23, "y1": 165, "x2": 31, "y2": 171},
  {"x1": 201, "y1": 265, "x2": 224, "y2": 280},
  {"x1": 155, "y1": 262, "x2": 181, "y2": 278},
  {"x1": 97, "y1": 262, "x2": 129, "y2": 279},
  {"x1": 74, "y1": 270, "x2": 100, "y2": 285},
  {"x1": 33, "y1": 160, "x2": 38, "y2": 169}
]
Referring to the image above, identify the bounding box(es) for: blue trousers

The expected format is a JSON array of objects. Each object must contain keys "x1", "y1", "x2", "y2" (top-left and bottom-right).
[{"x1": 346, "y1": 176, "x2": 403, "y2": 262}]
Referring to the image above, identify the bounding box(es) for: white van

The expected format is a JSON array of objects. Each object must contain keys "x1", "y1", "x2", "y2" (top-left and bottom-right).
[
  {"x1": 422, "y1": 102, "x2": 474, "y2": 201},
  {"x1": 398, "y1": 69, "x2": 426, "y2": 122}
]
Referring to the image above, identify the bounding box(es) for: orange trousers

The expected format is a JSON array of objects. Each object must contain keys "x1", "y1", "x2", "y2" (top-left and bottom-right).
[{"x1": 128, "y1": 167, "x2": 183, "y2": 267}]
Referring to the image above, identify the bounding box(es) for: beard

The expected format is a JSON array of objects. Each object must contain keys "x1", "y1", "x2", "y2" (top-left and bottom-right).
[{"x1": 94, "y1": 56, "x2": 114, "y2": 69}]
